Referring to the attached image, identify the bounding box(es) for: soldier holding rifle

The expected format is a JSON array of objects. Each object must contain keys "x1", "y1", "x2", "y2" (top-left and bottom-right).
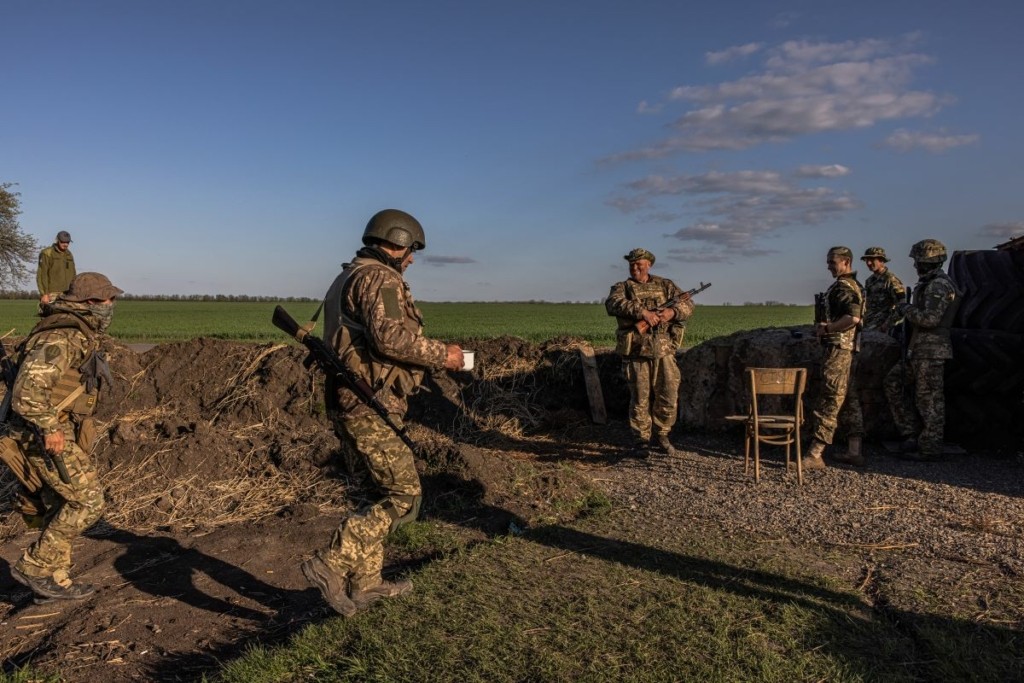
[
  {"x1": 1, "y1": 272, "x2": 121, "y2": 602},
  {"x1": 804, "y1": 246, "x2": 865, "y2": 470},
  {"x1": 606, "y1": 248, "x2": 697, "y2": 457},
  {"x1": 882, "y1": 239, "x2": 959, "y2": 461},
  {"x1": 297, "y1": 209, "x2": 463, "y2": 617}
]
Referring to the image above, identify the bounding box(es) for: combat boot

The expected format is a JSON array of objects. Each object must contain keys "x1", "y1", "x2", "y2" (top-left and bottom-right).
[
  {"x1": 11, "y1": 565, "x2": 95, "y2": 601},
  {"x1": 301, "y1": 554, "x2": 357, "y2": 617},
  {"x1": 833, "y1": 436, "x2": 864, "y2": 466},
  {"x1": 654, "y1": 435, "x2": 677, "y2": 457},
  {"x1": 628, "y1": 438, "x2": 650, "y2": 458},
  {"x1": 801, "y1": 440, "x2": 827, "y2": 470},
  {"x1": 349, "y1": 576, "x2": 414, "y2": 611}
]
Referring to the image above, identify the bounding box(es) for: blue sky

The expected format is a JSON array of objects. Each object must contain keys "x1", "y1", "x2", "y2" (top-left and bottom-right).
[{"x1": 4, "y1": 0, "x2": 1022, "y2": 303}]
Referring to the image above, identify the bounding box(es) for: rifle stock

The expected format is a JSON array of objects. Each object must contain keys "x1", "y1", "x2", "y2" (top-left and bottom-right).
[
  {"x1": 272, "y1": 305, "x2": 419, "y2": 453},
  {"x1": 634, "y1": 281, "x2": 711, "y2": 335}
]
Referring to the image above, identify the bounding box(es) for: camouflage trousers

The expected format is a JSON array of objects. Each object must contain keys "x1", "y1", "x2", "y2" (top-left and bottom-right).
[
  {"x1": 883, "y1": 358, "x2": 946, "y2": 455},
  {"x1": 811, "y1": 346, "x2": 864, "y2": 444},
  {"x1": 6, "y1": 421, "x2": 105, "y2": 582},
  {"x1": 623, "y1": 354, "x2": 681, "y2": 442},
  {"x1": 319, "y1": 413, "x2": 421, "y2": 590}
]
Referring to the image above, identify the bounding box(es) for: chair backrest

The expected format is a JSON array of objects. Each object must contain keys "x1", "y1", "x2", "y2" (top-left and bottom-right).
[{"x1": 746, "y1": 367, "x2": 806, "y2": 419}]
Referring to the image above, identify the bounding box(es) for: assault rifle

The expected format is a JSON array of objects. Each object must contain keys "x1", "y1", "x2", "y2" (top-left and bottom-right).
[
  {"x1": 634, "y1": 282, "x2": 712, "y2": 335},
  {"x1": 271, "y1": 305, "x2": 419, "y2": 453},
  {"x1": 892, "y1": 288, "x2": 914, "y2": 395}
]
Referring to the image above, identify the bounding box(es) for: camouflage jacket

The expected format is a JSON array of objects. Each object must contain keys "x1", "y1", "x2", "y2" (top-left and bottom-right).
[
  {"x1": 12, "y1": 315, "x2": 99, "y2": 434},
  {"x1": 36, "y1": 244, "x2": 76, "y2": 296},
  {"x1": 606, "y1": 275, "x2": 694, "y2": 359},
  {"x1": 323, "y1": 248, "x2": 447, "y2": 417},
  {"x1": 820, "y1": 272, "x2": 865, "y2": 351},
  {"x1": 907, "y1": 270, "x2": 959, "y2": 360},
  {"x1": 863, "y1": 268, "x2": 906, "y2": 332}
]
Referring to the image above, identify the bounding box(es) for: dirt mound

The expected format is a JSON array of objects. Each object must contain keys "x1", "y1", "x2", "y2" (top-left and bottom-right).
[{"x1": 1, "y1": 335, "x2": 608, "y2": 680}]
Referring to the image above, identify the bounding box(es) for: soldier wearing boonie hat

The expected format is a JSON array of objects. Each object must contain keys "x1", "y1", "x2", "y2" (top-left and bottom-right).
[
  {"x1": 36, "y1": 230, "x2": 77, "y2": 305},
  {"x1": 860, "y1": 246, "x2": 906, "y2": 333},
  {"x1": 5, "y1": 272, "x2": 121, "y2": 602},
  {"x1": 804, "y1": 246, "x2": 866, "y2": 470},
  {"x1": 606, "y1": 247, "x2": 694, "y2": 458}
]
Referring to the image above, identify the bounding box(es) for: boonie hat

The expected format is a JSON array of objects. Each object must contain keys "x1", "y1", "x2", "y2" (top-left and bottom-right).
[
  {"x1": 861, "y1": 246, "x2": 889, "y2": 262},
  {"x1": 63, "y1": 272, "x2": 124, "y2": 302},
  {"x1": 56, "y1": 230, "x2": 72, "y2": 243},
  {"x1": 624, "y1": 248, "x2": 655, "y2": 264}
]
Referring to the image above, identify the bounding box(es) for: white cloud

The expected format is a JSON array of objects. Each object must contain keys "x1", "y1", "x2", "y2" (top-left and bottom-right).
[
  {"x1": 422, "y1": 255, "x2": 478, "y2": 267},
  {"x1": 608, "y1": 167, "x2": 861, "y2": 260},
  {"x1": 794, "y1": 164, "x2": 850, "y2": 178},
  {"x1": 636, "y1": 100, "x2": 662, "y2": 115},
  {"x1": 705, "y1": 42, "x2": 763, "y2": 65},
  {"x1": 979, "y1": 221, "x2": 1024, "y2": 238},
  {"x1": 881, "y1": 128, "x2": 980, "y2": 153},
  {"x1": 609, "y1": 34, "x2": 945, "y2": 158}
]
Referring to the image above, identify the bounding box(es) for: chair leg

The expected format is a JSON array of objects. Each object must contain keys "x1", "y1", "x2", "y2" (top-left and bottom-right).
[
  {"x1": 744, "y1": 426, "x2": 751, "y2": 474},
  {"x1": 796, "y1": 429, "x2": 803, "y2": 485},
  {"x1": 754, "y1": 432, "x2": 761, "y2": 482}
]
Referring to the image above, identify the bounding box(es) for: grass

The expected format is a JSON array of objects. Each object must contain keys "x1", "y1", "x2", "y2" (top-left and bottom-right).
[
  {"x1": 210, "y1": 511, "x2": 1024, "y2": 682},
  {"x1": 0, "y1": 300, "x2": 812, "y2": 347}
]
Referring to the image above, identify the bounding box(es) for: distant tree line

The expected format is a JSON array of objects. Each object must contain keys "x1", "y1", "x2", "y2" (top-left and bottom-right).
[{"x1": 0, "y1": 290, "x2": 320, "y2": 302}]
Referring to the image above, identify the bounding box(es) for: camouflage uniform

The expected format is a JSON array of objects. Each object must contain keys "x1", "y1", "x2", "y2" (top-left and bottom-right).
[
  {"x1": 606, "y1": 259, "x2": 694, "y2": 446},
  {"x1": 811, "y1": 272, "x2": 865, "y2": 444},
  {"x1": 863, "y1": 268, "x2": 906, "y2": 332},
  {"x1": 883, "y1": 269, "x2": 958, "y2": 456},
  {"x1": 315, "y1": 246, "x2": 446, "y2": 592},
  {"x1": 1, "y1": 286, "x2": 117, "y2": 597}
]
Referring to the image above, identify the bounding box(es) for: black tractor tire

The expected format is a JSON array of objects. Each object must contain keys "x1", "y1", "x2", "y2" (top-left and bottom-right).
[
  {"x1": 946, "y1": 328, "x2": 1024, "y2": 396},
  {"x1": 948, "y1": 250, "x2": 1024, "y2": 332}
]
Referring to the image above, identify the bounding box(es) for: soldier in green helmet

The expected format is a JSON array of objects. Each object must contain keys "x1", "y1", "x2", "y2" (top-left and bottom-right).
[
  {"x1": 300, "y1": 209, "x2": 465, "y2": 617},
  {"x1": 606, "y1": 248, "x2": 694, "y2": 457},
  {"x1": 860, "y1": 246, "x2": 906, "y2": 334},
  {"x1": 883, "y1": 239, "x2": 960, "y2": 460}
]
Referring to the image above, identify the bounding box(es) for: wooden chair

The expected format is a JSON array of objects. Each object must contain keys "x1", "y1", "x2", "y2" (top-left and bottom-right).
[{"x1": 727, "y1": 367, "x2": 807, "y2": 484}]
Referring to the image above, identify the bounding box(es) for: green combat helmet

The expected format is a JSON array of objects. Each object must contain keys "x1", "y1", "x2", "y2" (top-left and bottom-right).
[
  {"x1": 909, "y1": 239, "x2": 947, "y2": 264},
  {"x1": 363, "y1": 209, "x2": 426, "y2": 251}
]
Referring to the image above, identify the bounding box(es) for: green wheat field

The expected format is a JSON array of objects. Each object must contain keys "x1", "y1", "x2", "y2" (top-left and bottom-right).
[{"x1": 0, "y1": 300, "x2": 813, "y2": 347}]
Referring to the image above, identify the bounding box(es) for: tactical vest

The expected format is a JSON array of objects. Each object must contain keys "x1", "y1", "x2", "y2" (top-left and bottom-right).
[
  {"x1": 908, "y1": 272, "x2": 961, "y2": 360},
  {"x1": 20, "y1": 312, "x2": 103, "y2": 418},
  {"x1": 322, "y1": 259, "x2": 426, "y2": 411},
  {"x1": 821, "y1": 275, "x2": 865, "y2": 351},
  {"x1": 614, "y1": 277, "x2": 685, "y2": 358}
]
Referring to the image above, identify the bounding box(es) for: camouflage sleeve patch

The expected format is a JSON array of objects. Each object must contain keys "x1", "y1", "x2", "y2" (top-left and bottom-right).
[{"x1": 381, "y1": 287, "x2": 402, "y2": 319}]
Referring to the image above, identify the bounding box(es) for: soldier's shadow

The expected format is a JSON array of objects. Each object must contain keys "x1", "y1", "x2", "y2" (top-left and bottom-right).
[{"x1": 89, "y1": 523, "x2": 304, "y2": 621}]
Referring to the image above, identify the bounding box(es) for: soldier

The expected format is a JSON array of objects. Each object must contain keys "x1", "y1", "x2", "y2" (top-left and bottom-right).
[
  {"x1": 804, "y1": 247, "x2": 866, "y2": 469},
  {"x1": 605, "y1": 248, "x2": 694, "y2": 457},
  {"x1": 1, "y1": 272, "x2": 121, "y2": 601},
  {"x1": 860, "y1": 246, "x2": 906, "y2": 333},
  {"x1": 883, "y1": 239, "x2": 959, "y2": 461},
  {"x1": 36, "y1": 230, "x2": 77, "y2": 305},
  {"x1": 301, "y1": 209, "x2": 464, "y2": 617}
]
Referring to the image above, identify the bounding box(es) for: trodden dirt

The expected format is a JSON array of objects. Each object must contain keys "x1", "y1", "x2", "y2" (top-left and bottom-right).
[{"x1": 0, "y1": 335, "x2": 1021, "y2": 681}]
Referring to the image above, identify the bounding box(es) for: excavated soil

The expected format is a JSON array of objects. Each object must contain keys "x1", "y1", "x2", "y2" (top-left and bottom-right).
[{"x1": 0, "y1": 332, "x2": 1021, "y2": 681}]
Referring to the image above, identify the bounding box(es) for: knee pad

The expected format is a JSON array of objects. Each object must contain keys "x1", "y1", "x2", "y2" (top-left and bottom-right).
[{"x1": 384, "y1": 494, "x2": 422, "y2": 533}]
